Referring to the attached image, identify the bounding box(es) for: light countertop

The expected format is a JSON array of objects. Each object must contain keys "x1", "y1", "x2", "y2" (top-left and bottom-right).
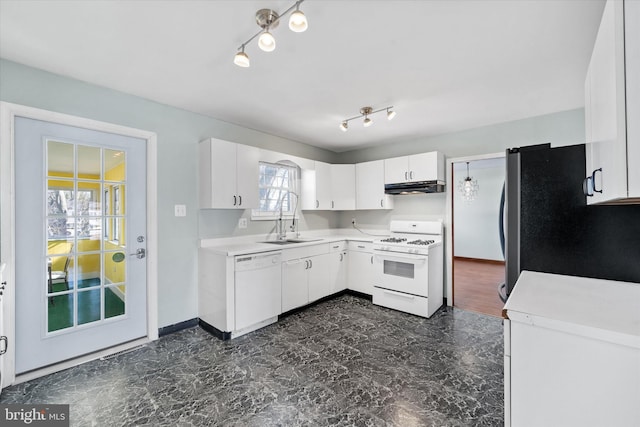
[{"x1": 504, "y1": 271, "x2": 640, "y2": 348}]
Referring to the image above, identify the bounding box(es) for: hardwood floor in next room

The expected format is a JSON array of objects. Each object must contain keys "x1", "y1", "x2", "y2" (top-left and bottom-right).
[
  {"x1": 453, "y1": 257, "x2": 505, "y2": 318},
  {"x1": 1, "y1": 295, "x2": 504, "y2": 426}
]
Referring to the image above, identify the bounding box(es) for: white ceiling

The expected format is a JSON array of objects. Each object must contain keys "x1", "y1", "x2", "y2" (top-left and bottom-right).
[{"x1": 0, "y1": 0, "x2": 605, "y2": 153}]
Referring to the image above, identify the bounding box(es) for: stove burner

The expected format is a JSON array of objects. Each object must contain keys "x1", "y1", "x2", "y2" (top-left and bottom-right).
[
  {"x1": 379, "y1": 237, "x2": 407, "y2": 243},
  {"x1": 407, "y1": 239, "x2": 435, "y2": 246}
]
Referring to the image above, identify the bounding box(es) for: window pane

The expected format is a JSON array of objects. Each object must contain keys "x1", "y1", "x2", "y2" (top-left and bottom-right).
[
  {"x1": 105, "y1": 285, "x2": 125, "y2": 319},
  {"x1": 78, "y1": 288, "x2": 101, "y2": 325},
  {"x1": 47, "y1": 140, "x2": 74, "y2": 177},
  {"x1": 77, "y1": 145, "x2": 101, "y2": 180},
  {"x1": 105, "y1": 149, "x2": 125, "y2": 182}
]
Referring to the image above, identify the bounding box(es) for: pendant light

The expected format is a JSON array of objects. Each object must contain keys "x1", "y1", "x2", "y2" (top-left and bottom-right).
[
  {"x1": 258, "y1": 30, "x2": 276, "y2": 52},
  {"x1": 458, "y1": 162, "x2": 479, "y2": 202}
]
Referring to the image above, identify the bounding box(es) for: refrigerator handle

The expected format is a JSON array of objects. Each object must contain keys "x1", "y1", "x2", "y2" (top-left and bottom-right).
[
  {"x1": 499, "y1": 182, "x2": 506, "y2": 258},
  {"x1": 583, "y1": 176, "x2": 593, "y2": 197}
]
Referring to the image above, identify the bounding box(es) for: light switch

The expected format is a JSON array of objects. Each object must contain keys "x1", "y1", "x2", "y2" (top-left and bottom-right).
[
  {"x1": 238, "y1": 218, "x2": 248, "y2": 229},
  {"x1": 174, "y1": 204, "x2": 186, "y2": 217}
]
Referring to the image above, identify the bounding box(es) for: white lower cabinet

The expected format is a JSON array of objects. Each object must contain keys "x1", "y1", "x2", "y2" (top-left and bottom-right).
[
  {"x1": 504, "y1": 271, "x2": 640, "y2": 427},
  {"x1": 281, "y1": 257, "x2": 309, "y2": 312},
  {"x1": 347, "y1": 241, "x2": 374, "y2": 295},
  {"x1": 281, "y1": 244, "x2": 333, "y2": 312}
]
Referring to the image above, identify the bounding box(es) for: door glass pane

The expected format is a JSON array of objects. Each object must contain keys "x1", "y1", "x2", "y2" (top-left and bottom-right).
[
  {"x1": 105, "y1": 285, "x2": 125, "y2": 319},
  {"x1": 76, "y1": 253, "x2": 101, "y2": 289},
  {"x1": 47, "y1": 140, "x2": 74, "y2": 177},
  {"x1": 383, "y1": 260, "x2": 415, "y2": 279},
  {"x1": 104, "y1": 252, "x2": 126, "y2": 285},
  {"x1": 78, "y1": 289, "x2": 101, "y2": 325},
  {"x1": 48, "y1": 294, "x2": 74, "y2": 333},
  {"x1": 47, "y1": 255, "x2": 73, "y2": 294},
  {"x1": 104, "y1": 149, "x2": 125, "y2": 182},
  {"x1": 77, "y1": 145, "x2": 101, "y2": 180}
]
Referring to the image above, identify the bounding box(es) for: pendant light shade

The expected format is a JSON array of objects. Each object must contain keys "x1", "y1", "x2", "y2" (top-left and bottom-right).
[
  {"x1": 233, "y1": 48, "x2": 250, "y2": 67},
  {"x1": 258, "y1": 30, "x2": 276, "y2": 52},
  {"x1": 289, "y1": 9, "x2": 308, "y2": 32},
  {"x1": 458, "y1": 162, "x2": 479, "y2": 202},
  {"x1": 387, "y1": 108, "x2": 396, "y2": 121}
]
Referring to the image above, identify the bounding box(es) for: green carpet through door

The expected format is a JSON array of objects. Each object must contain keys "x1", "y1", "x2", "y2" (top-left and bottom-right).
[{"x1": 48, "y1": 278, "x2": 125, "y2": 332}]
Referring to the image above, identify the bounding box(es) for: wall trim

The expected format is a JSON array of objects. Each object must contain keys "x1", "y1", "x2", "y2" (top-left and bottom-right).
[{"x1": 445, "y1": 152, "x2": 505, "y2": 307}]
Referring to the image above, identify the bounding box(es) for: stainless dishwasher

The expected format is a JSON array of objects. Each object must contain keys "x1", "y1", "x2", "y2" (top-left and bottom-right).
[{"x1": 234, "y1": 251, "x2": 282, "y2": 331}]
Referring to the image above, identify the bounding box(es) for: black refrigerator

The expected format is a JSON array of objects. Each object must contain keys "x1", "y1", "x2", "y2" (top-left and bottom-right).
[{"x1": 499, "y1": 143, "x2": 640, "y2": 301}]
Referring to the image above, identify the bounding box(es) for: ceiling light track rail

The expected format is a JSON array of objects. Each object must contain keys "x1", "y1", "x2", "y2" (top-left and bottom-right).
[{"x1": 340, "y1": 105, "x2": 396, "y2": 132}]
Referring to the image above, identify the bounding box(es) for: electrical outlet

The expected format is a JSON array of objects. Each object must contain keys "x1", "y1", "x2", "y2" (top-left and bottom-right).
[
  {"x1": 351, "y1": 217, "x2": 356, "y2": 226},
  {"x1": 238, "y1": 218, "x2": 248, "y2": 229}
]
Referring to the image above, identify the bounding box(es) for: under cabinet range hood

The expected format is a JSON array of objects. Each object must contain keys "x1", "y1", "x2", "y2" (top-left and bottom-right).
[{"x1": 384, "y1": 180, "x2": 445, "y2": 195}]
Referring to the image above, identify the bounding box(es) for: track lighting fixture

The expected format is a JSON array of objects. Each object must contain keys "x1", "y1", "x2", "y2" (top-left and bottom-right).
[
  {"x1": 233, "y1": 1, "x2": 308, "y2": 68},
  {"x1": 339, "y1": 106, "x2": 396, "y2": 132}
]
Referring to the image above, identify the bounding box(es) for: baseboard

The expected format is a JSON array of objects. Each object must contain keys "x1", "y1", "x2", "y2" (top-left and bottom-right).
[
  {"x1": 345, "y1": 289, "x2": 373, "y2": 300},
  {"x1": 198, "y1": 319, "x2": 232, "y2": 341},
  {"x1": 454, "y1": 256, "x2": 505, "y2": 265},
  {"x1": 158, "y1": 318, "x2": 198, "y2": 337}
]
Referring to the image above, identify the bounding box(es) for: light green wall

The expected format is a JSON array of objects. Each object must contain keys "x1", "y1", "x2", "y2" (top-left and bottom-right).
[
  {"x1": 337, "y1": 108, "x2": 585, "y2": 164},
  {"x1": 1, "y1": 58, "x2": 586, "y2": 327},
  {"x1": 0, "y1": 58, "x2": 338, "y2": 328}
]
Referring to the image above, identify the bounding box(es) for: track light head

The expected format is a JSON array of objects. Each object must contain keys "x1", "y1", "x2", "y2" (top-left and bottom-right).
[
  {"x1": 363, "y1": 117, "x2": 373, "y2": 127},
  {"x1": 234, "y1": 47, "x2": 250, "y2": 68},
  {"x1": 387, "y1": 108, "x2": 396, "y2": 121},
  {"x1": 340, "y1": 121, "x2": 348, "y2": 132},
  {"x1": 258, "y1": 30, "x2": 276, "y2": 52},
  {"x1": 289, "y1": 4, "x2": 308, "y2": 32}
]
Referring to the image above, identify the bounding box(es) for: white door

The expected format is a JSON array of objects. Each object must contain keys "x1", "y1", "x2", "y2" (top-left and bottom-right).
[{"x1": 14, "y1": 116, "x2": 148, "y2": 374}]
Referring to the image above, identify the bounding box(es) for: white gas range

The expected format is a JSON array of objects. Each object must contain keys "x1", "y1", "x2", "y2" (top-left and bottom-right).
[{"x1": 372, "y1": 220, "x2": 444, "y2": 318}]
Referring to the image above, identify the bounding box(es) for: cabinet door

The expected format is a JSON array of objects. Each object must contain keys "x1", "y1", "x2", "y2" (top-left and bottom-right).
[
  {"x1": 307, "y1": 253, "x2": 332, "y2": 302},
  {"x1": 586, "y1": 0, "x2": 628, "y2": 204},
  {"x1": 356, "y1": 160, "x2": 393, "y2": 210},
  {"x1": 315, "y1": 161, "x2": 332, "y2": 210},
  {"x1": 331, "y1": 164, "x2": 355, "y2": 210},
  {"x1": 626, "y1": 0, "x2": 640, "y2": 198},
  {"x1": 235, "y1": 143, "x2": 260, "y2": 209},
  {"x1": 384, "y1": 156, "x2": 409, "y2": 184},
  {"x1": 208, "y1": 139, "x2": 237, "y2": 208},
  {"x1": 329, "y1": 250, "x2": 348, "y2": 294},
  {"x1": 282, "y1": 259, "x2": 308, "y2": 312},
  {"x1": 347, "y1": 250, "x2": 374, "y2": 295},
  {"x1": 408, "y1": 152, "x2": 444, "y2": 182}
]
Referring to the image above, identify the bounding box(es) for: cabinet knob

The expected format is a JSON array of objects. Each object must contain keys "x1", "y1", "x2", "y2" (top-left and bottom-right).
[
  {"x1": 316, "y1": 200, "x2": 319, "y2": 208},
  {"x1": 233, "y1": 195, "x2": 237, "y2": 206},
  {"x1": 380, "y1": 199, "x2": 384, "y2": 207},
  {"x1": 238, "y1": 195, "x2": 242, "y2": 206},
  {"x1": 370, "y1": 255, "x2": 373, "y2": 264},
  {"x1": 331, "y1": 201, "x2": 335, "y2": 209},
  {"x1": 404, "y1": 171, "x2": 408, "y2": 181}
]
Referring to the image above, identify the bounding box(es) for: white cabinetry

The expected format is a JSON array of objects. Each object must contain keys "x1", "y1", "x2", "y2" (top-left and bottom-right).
[
  {"x1": 199, "y1": 138, "x2": 259, "y2": 209},
  {"x1": 302, "y1": 162, "x2": 355, "y2": 210},
  {"x1": 584, "y1": 0, "x2": 640, "y2": 203},
  {"x1": 503, "y1": 271, "x2": 640, "y2": 427},
  {"x1": 331, "y1": 164, "x2": 356, "y2": 210},
  {"x1": 281, "y1": 244, "x2": 333, "y2": 312},
  {"x1": 347, "y1": 241, "x2": 375, "y2": 295},
  {"x1": 384, "y1": 151, "x2": 445, "y2": 184},
  {"x1": 326, "y1": 242, "x2": 348, "y2": 296},
  {"x1": 356, "y1": 160, "x2": 393, "y2": 210}
]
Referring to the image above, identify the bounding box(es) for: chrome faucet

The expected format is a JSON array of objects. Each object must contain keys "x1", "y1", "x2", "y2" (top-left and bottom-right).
[{"x1": 276, "y1": 190, "x2": 299, "y2": 240}]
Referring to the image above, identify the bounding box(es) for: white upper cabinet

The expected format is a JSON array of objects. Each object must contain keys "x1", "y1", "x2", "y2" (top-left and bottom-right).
[
  {"x1": 331, "y1": 164, "x2": 356, "y2": 210},
  {"x1": 384, "y1": 152, "x2": 445, "y2": 184},
  {"x1": 199, "y1": 138, "x2": 259, "y2": 209},
  {"x1": 356, "y1": 160, "x2": 393, "y2": 210},
  {"x1": 302, "y1": 162, "x2": 355, "y2": 210},
  {"x1": 584, "y1": 0, "x2": 640, "y2": 204}
]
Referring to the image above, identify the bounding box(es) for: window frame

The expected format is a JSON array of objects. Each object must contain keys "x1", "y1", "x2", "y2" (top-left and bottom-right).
[{"x1": 251, "y1": 161, "x2": 300, "y2": 221}]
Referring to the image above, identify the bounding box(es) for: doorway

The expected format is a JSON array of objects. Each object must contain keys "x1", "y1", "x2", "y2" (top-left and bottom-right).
[
  {"x1": 450, "y1": 156, "x2": 505, "y2": 317},
  {"x1": 1, "y1": 102, "x2": 158, "y2": 386}
]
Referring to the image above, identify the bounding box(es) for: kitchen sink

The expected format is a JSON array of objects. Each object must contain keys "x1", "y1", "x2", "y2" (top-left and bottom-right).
[{"x1": 261, "y1": 238, "x2": 324, "y2": 245}]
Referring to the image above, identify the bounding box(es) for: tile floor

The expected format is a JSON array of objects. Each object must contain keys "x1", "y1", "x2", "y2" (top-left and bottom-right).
[{"x1": 1, "y1": 295, "x2": 504, "y2": 426}]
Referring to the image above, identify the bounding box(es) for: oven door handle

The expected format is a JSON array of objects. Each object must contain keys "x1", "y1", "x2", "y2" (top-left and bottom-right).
[{"x1": 374, "y1": 253, "x2": 427, "y2": 263}]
